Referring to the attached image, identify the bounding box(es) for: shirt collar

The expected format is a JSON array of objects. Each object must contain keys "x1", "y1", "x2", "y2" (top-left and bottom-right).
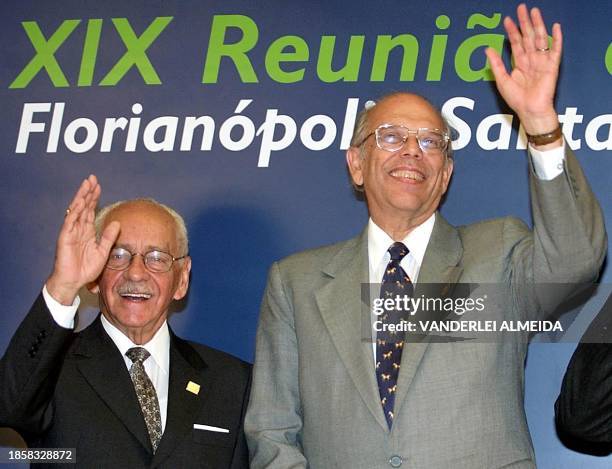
[
  {"x1": 367, "y1": 212, "x2": 436, "y2": 270},
  {"x1": 100, "y1": 314, "x2": 170, "y2": 375}
]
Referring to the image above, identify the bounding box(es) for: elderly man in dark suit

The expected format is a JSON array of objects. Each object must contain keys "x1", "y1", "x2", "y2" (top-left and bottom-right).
[{"x1": 0, "y1": 175, "x2": 250, "y2": 468}]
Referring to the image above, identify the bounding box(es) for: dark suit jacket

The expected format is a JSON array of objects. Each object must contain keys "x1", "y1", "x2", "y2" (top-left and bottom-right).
[
  {"x1": 0, "y1": 294, "x2": 251, "y2": 468},
  {"x1": 555, "y1": 291, "x2": 612, "y2": 455}
]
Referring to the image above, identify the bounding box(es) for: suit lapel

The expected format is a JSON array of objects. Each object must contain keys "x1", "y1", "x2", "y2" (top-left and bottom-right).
[
  {"x1": 151, "y1": 332, "x2": 208, "y2": 467},
  {"x1": 392, "y1": 213, "x2": 463, "y2": 420},
  {"x1": 315, "y1": 229, "x2": 389, "y2": 431},
  {"x1": 74, "y1": 318, "x2": 153, "y2": 453}
]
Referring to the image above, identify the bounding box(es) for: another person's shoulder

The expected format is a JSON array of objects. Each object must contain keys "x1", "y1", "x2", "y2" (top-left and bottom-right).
[
  {"x1": 182, "y1": 338, "x2": 251, "y2": 380},
  {"x1": 275, "y1": 235, "x2": 362, "y2": 273}
]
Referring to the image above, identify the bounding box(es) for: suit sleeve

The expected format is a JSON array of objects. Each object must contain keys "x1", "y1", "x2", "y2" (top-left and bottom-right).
[
  {"x1": 505, "y1": 146, "x2": 607, "y2": 319},
  {"x1": 555, "y1": 342, "x2": 612, "y2": 446},
  {"x1": 555, "y1": 294, "x2": 612, "y2": 448},
  {"x1": 0, "y1": 293, "x2": 74, "y2": 438},
  {"x1": 230, "y1": 368, "x2": 252, "y2": 469},
  {"x1": 244, "y1": 262, "x2": 308, "y2": 469}
]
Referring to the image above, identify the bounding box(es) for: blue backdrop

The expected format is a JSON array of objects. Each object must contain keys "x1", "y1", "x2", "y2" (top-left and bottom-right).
[{"x1": 1, "y1": 1, "x2": 610, "y2": 467}]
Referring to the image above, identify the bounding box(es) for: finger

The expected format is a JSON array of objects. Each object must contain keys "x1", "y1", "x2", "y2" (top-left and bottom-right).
[
  {"x1": 85, "y1": 174, "x2": 100, "y2": 210},
  {"x1": 62, "y1": 198, "x2": 85, "y2": 235},
  {"x1": 67, "y1": 177, "x2": 96, "y2": 232},
  {"x1": 516, "y1": 3, "x2": 536, "y2": 51},
  {"x1": 66, "y1": 177, "x2": 92, "y2": 212},
  {"x1": 530, "y1": 7, "x2": 550, "y2": 51},
  {"x1": 504, "y1": 16, "x2": 526, "y2": 63},
  {"x1": 79, "y1": 177, "x2": 100, "y2": 226},
  {"x1": 551, "y1": 22, "x2": 563, "y2": 57},
  {"x1": 78, "y1": 190, "x2": 94, "y2": 227},
  {"x1": 85, "y1": 182, "x2": 101, "y2": 224},
  {"x1": 97, "y1": 220, "x2": 121, "y2": 255}
]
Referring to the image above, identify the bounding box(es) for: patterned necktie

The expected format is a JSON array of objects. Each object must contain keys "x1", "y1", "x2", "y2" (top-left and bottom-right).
[
  {"x1": 376, "y1": 242, "x2": 413, "y2": 429},
  {"x1": 126, "y1": 347, "x2": 162, "y2": 452}
]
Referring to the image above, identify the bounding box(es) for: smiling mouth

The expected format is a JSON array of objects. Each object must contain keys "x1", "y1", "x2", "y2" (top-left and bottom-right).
[
  {"x1": 389, "y1": 169, "x2": 425, "y2": 181},
  {"x1": 119, "y1": 292, "x2": 152, "y2": 302}
]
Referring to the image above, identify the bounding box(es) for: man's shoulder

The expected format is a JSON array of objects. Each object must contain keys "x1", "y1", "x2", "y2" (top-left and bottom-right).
[
  {"x1": 175, "y1": 336, "x2": 251, "y2": 378},
  {"x1": 456, "y1": 216, "x2": 529, "y2": 241},
  {"x1": 453, "y1": 216, "x2": 531, "y2": 264},
  {"x1": 275, "y1": 234, "x2": 362, "y2": 272}
]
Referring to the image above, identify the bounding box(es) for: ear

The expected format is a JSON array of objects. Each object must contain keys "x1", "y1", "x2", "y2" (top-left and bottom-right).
[
  {"x1": 440, "y1": 157, "x2": 454, "y2": 194},
  {"x1": 173, "y1": 256, "x2": 192, "y2": 300},
  {"x1": 346, "y1": 146, "x2": 364, "y2": 187}
]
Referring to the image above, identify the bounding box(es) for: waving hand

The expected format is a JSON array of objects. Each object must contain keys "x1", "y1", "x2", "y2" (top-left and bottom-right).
[
  {"x1": 485, "y1": 4, "x2": 562, "y2": 144},
  {"x1": 46, "y1": 175, "x2": 120, "y2": 305}
]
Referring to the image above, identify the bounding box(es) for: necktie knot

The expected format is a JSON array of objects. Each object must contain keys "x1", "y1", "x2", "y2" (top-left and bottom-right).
[
  {"x1": 388, "y1": 242, "x2": 409, "y2": 262},
  {"x1": 126, "y1": 347, "x2": 150, "y2": 364}
]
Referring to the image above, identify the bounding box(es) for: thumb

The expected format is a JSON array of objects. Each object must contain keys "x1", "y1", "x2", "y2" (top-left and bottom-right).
[
  {"x1": 98, "y1": 221, "x2": 121, "y2": 255},
  {"x1": 485, "y1": 47, "x2": 509, "y2": 84}
]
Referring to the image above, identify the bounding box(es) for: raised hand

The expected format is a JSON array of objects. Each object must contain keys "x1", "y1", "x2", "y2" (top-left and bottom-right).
[
  {"x1": 46, "y1": 175, "x2": 120, "y2": 305},
  {"x1": 485, "y1": 4, "x2": 562, "y2": 139}
]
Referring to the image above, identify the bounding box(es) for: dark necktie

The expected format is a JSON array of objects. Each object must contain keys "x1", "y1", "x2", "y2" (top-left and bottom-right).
[
  {"x1": 376, "y1": 242, "x2": 413, "y2": 429},
  {"x1": 126, "y1": 347, "x2": 162, "y2": 452}
]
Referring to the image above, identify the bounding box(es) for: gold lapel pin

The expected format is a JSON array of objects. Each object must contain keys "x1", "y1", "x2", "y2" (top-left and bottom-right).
[{"x1": 186, "y1": 381, "x2": 201, "y2": 395}]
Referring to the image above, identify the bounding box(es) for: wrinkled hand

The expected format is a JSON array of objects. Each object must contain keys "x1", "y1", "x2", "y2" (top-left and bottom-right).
[
  {"x1": 46, "y1": 175, "x2": 120, "y2": 305},
  {"x1": 485, "y1": 4, "x2": 562, "y2": 137}
]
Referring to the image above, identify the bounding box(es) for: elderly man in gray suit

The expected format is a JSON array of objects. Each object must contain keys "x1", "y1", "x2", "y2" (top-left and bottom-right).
[{"x1": 245, "y1": 4, "x2": 607, "y2": 469}]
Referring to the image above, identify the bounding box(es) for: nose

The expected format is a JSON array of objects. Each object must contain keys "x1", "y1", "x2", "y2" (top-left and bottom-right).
[
  {"x1": 124, "y1": 254, "x2": 150, "y2": 281},
  {"x1": 398, "y1": 135, "x2": 422, "y2": 159}
]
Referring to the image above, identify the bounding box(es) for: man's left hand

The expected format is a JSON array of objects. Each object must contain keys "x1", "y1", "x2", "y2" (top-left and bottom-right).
[{"x1": 485, "y1": 3, "x2": 562, "y2": 140}]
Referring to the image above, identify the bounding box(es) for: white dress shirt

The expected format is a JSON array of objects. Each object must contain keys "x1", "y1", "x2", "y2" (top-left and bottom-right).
[
  {"x1": 367, "y1": 143, "x2": 566, "y2": 361},
  {"x1": 42, "y1": 285, "x2": 170, "y2": 432}
]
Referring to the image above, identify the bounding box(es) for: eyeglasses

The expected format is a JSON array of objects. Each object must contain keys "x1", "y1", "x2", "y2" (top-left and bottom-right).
[
  {"x1": 357, "y1": 124, "x2": 449, "y2": 153},
  {"x1": 106, "y1": 247, "x2": 187, "y2": 273}
]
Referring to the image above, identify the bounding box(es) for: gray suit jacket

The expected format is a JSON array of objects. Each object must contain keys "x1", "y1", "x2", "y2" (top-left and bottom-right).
[{"x1": 245, "y1": 148, "x2": 606, "y2": 469}]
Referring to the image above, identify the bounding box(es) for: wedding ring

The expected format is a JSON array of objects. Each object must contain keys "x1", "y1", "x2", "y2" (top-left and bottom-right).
[{"x1": 536, "y1": 47, "x2": 550, "y2": 52}]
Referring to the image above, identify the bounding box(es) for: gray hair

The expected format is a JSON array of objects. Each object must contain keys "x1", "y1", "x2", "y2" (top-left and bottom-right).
[{"x1": 94, "y1": 198, "x2": 189, "y2": 256}]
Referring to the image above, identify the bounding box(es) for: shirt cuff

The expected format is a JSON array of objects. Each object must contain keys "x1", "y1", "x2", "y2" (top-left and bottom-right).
[
  {"x1": 42, "y1": 285, "x2": 79, "y2": 329},
  {"x1": 529, "y1": 141, "x2": 566, "y2": 181}
]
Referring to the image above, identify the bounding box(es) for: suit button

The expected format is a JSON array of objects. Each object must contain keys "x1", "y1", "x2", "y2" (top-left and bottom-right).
[{"x1": 389, "y1": 455, "x2": 402, "y2": 467}]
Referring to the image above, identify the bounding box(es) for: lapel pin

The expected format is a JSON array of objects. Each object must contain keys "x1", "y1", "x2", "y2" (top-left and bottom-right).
[{"x1": 186, "y1": 381, "x2": 200, "y2": 395}]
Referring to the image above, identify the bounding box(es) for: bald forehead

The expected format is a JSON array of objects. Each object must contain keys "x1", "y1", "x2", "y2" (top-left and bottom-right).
[
  {"x1": 104, "y1": 201, "x2": 179, "y2": 244},
  {"x1": 369, "y1": 93, "x2": 444, "y2": 129},
  {"x1": 106, "y1": 200, "x2": 174, "y2": 223}
]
